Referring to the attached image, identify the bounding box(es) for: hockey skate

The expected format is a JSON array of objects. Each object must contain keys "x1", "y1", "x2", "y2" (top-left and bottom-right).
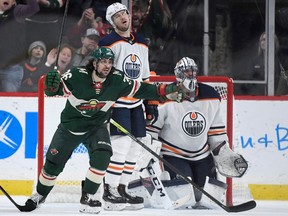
[
  {"x1": 25, "y1": 192, "x2": 46, "y2": 211},
  {"x1": 103, "y1": 184, "x2": 127, "y2": 211},
  {"x1": 79, "y1": 192, "x2": 102, "y2": 214},
  {"x1": 118, "y1": 184, "x2": 144, "y2": 210}
]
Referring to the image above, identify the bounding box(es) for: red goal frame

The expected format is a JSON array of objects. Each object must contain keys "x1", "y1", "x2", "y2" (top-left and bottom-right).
[{"x1": 37, "y1": 75, "x2": 234, "y2": 206}]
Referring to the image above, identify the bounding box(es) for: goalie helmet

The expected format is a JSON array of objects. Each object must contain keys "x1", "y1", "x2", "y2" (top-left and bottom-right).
[
  {"x1": 106, "y1": 2, "x2": 129, "y2": 27},
  {"x1": 174, "y1": 57, "x2": 199, "y2": 101},
  {"x1": 91, "y1": 47, "x2": 115, "y2": 63}
]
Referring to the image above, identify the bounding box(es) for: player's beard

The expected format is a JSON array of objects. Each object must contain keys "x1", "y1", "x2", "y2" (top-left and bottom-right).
[
  {"x1": 96, "y1": 66, "x2": 111, "y2": 79},
  {"x1": 116, "y1": 23, "x2": 130, "y2": 33},
  {"x1": 96, "y1": 70, "x2": 108, "y2": 78}
]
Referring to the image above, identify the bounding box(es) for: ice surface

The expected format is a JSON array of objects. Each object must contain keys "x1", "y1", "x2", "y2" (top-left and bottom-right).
[{"x1": 1, "y1": 196, "x2": 288, "y2": 216}]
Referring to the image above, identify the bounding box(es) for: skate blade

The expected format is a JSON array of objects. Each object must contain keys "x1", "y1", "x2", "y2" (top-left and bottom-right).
[
  {"x1": 79, "y1": 204, "x2": 101, "y2": 214},
  {"x1": 103, "y1": 202, "x2": 127, "y2": 211},
  {"x1": 124, "y1": 203, "x2": 144, "y2": 210}
]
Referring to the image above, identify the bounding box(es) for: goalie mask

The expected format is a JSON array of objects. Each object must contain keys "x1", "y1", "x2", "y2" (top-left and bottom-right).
[
  {"x1": 174, "y1": 57, "x2": 198, "y2": 101},
  {"x1": 106, "y1": 2, "x2": 129, "y2": 28}
]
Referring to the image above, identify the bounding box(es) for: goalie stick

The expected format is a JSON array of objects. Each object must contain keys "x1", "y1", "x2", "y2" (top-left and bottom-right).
[
  {"x1": 141, "y1": 159, "x2": 192, "y2": 209},
  {"x1": 110, "y1": 119, "x2": 257, "y2": 213},
  {"x1": 0, "y1": 185, "x2": 32, "y2": 212}
]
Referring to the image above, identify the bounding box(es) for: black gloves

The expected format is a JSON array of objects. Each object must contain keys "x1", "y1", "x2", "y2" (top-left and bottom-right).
[{"x1": 143, "y1": 100, "x2": 159, "y2": 125}]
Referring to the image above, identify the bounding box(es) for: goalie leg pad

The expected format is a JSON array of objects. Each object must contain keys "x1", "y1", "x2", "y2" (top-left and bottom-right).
[
  {"x1": 127, "y1": 161, "x2": 194, "y2": 209},
  {"x1": 212, "y1": 141, "x2": 248, "y2": 178},
  {"x1": 127, "y1": 177, "x2": 195, "y2": 209},
  {"x1": 196, "y1": 176, "x2": 227, "y2": 210}
]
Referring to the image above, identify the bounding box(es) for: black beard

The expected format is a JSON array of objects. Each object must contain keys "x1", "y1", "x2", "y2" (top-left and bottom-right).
[{"x1": 96, "y1": 71, "x2": 106, "y2": 78}]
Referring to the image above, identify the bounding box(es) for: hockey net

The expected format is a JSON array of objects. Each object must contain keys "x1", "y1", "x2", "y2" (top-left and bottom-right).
[{"x1": 37, "y1": 75, "x2": 251, "y2": 205}]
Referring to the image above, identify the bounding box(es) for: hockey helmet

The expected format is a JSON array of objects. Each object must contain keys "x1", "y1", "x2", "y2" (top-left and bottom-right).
[
  {"x1": 174, "y1": 57, "x2": 198, "y2": 101},
  {"x1": 106, "y1": 2, "x2": 129, "y2": 27},
  {"x1": 91, "y1": 47, "x2": 115, "y2": 63}
]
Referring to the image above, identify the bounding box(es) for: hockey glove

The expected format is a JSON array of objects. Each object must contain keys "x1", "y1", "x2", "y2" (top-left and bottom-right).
[
  {"x1": 157, "y1": 82, "x2": 184, "y2": 103},
  {"x1": 45, "y1": 70, "x2": 61, "y2": 96},
  {"x1": 212, "y1": 141, "x2": 248, "y2": 178},
  {"x1": 143, "y1": 100, "x2": 159, "y2": 125}
]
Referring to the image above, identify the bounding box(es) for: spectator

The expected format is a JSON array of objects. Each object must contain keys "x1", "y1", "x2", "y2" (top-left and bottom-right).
[
  {"x1": 19, "y1": 41, "x2": 47, "y2": 92},
  {"x1": 236, "y1": 32, "x2": 288, "y2": 95},
  {"x1": 25, "y1": 0, "x2": 66, "y2": 51},
  {"x1": 276, "y1": 66, "x2": 288, "y2": 95},
  {"x1": 71, "y1": 28, "x2": 100, "y2": 67},
  {"x1": 40, "y1": 43, "x2": 74, "y2": 74},
  {"x1": 0, "y1": 0, "x2": 39, "y2": 92},
  {"x1": 65, "y1": 7, "x2": 101, "y2": 48},
  {"x1": 93, "y1": 16, "x2": 114, "y2": 38}
]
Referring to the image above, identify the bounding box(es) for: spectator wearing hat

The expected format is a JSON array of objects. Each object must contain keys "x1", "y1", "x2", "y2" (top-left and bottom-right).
[
  {"x1": 0, "y1": 0, "x2": 39, "y2": 92},
  {"x1": 19, "y1": 41, "x2": 47, "y2": 92},
  {"x1": 71, "y1": 28, "x2": 100, "y2": 67}
]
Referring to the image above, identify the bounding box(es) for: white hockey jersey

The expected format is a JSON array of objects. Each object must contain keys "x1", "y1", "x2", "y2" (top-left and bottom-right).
[
  {"x1": 98, "y1": 31, "x2": 150, "y2": 108},
  {"x1": 147, "y1": 83, "x2": 229, "y2": 161}
]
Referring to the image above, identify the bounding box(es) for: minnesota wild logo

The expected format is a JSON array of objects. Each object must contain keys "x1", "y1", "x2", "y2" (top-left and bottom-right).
[{"x1": 76, "y1": 99, "x2": 106, "y2": 117}]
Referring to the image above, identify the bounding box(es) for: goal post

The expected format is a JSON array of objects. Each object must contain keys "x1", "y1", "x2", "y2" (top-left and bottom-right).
[{"x1": 37, "y1": 75, "x2": 234, "y2": 205}]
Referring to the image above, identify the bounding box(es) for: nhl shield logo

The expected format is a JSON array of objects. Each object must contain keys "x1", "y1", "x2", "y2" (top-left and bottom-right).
[{"x1": 182, "y1": 111, "x2": 206, "y2": 137}]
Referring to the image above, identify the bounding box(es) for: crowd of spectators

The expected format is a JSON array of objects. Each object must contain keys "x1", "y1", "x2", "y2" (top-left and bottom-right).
[
  {"x1": 0, "y1": 0, "x2": 112, "y2": 93},
  {"x1": 0, "y1": 0, "x2": 287, "y2": 95}
]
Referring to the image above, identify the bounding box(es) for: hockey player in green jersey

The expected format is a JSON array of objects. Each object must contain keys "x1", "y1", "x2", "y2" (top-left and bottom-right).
[{"x1": 24, "y1": 47, "x2": 183, "y2": 214}]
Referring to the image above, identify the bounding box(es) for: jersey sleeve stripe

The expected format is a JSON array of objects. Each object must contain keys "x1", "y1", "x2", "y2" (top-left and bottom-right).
[
  {"x1": 128, "y1": 80, "x2": 141, "y2": 97},
  {"x1": 62, "y1": 80, "x2": 71, "y2": 95}
]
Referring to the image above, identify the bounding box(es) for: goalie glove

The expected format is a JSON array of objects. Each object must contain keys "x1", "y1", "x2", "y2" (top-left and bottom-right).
[
  {"x1": 212, "y1": 141, "x2": 248, "y2": 178},
  {"x1": 45, "y1": 70, "x2": 61, "y2": 96},
  {"x1": 143, "y1": 100, "x2": 159, "y2": 125},
  {"x1": 157, "y1": 82, "x2": 184, "y2": 103}
]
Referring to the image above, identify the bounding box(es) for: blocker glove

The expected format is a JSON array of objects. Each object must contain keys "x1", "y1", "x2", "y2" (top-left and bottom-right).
[
  {"x1": 45, "y1": 70, "x2": 61, "y2": 96},
  {"x1": 157, "y1": 82, "x2": 184, "y2": 103},
  {"x1": 144, "y1": 100, "x2": 159, "y2": 125}
]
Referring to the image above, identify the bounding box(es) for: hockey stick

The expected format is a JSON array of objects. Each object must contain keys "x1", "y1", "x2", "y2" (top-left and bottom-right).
[
  {"x1": 110, "y1": 119, "x2": 256, "y2": 213},
  {"x1": 0, "y1": 185, "x2": 32, "y2": 212},
  {"x1": 143, "y1": 160, "x2": 192, "y2": 209},
  {"x1": 54, "y1": 0, "x2": 70, "y2": 70}
]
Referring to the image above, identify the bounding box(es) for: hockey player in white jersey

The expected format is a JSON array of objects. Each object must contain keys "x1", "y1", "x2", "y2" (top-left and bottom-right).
[
  {"x1": 145, "y1": 57, "x2": 248, "y2": 209},
  {"x1": 98, "y1": 2, "x2": 158, "y2": 211}
]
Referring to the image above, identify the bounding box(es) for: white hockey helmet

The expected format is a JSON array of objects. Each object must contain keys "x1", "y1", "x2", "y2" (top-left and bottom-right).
[
  {"x1": 174, "y1": 57, "x2": 199, "y2": 101},
  {"x1": 106, "y1": 2, "x2": 129, "y2": 28}
]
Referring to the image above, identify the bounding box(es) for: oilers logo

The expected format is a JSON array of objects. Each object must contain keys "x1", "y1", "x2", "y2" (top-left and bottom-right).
[
  {"x1": 122, "y1": 54, "x2": 141, "y2": 79},
  {"x1": 0, "y1": 110, "x2": 23, "y2": 159},
  {"x1": 182, "y1": 111, "x2": 206, "y2": 137}
]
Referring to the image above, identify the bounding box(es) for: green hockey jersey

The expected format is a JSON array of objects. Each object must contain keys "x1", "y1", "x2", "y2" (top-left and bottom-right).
[{"x1": 45, "y1": 67, "x2": 159, "y2": 133}]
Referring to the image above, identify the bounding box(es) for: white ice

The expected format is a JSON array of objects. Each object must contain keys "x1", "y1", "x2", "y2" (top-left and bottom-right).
[{"x1": 1, "y1": 196, "x2": 288, "y2": 216}]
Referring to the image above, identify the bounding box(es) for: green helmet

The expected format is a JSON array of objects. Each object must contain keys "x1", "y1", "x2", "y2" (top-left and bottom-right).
[{"x1": 91, "y1": 47, "x2": 115, "y2": 62}]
